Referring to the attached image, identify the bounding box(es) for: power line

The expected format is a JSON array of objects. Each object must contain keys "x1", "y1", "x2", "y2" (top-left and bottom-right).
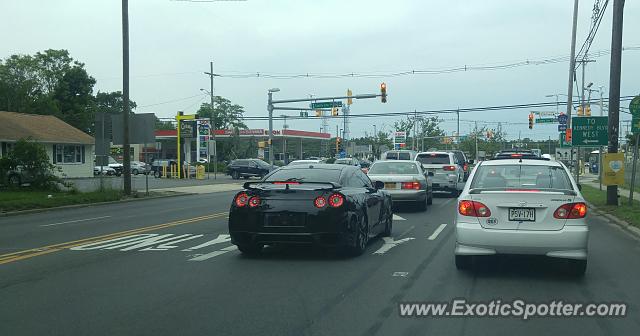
[{"x1": 138, "y1": 93, "x2": 206, "y2": 108}]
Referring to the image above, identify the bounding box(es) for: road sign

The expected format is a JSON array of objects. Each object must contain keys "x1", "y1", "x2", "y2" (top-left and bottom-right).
[
  {"x1": 558, "y1": 124, "x2": 567, "y2": 132},
  {"x1": 630, "y1": 95, "x2": 640, "y2": 116},
  {"x1": 571, "y1": 116, "x2": 608, "y2": 147},
  {"x1": 556, "y1": 148, "x2": 577, "y2": 161},
  {"x1": 557, "y1": 114, "x2": 568, "y2": 124},
  {"x1": 310, "y1": 101, "x2": 342, "y2": 109},
  {"x1": 559, "y1": 132, "x2": 571, "y2": 147},
  {"x1": 533, "y1": 111, "x2": 557, "y2": 117},
  {"x1": 632, "y1": 118, "x2": 640, "y2": 134},
  {"x1": 535, "y1": 117, "x2": 557, "y2": 124}
]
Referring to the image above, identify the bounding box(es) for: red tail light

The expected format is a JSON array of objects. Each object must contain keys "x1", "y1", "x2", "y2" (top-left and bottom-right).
[
  {"x1": 463, "y1": 163, "x2": 469, "y2": 172},
  {"x1": 248, "y1": 196, "x2": 261, "y2": 208},
  {"x1": 401, "y1": 182, "x2": 421, "y2": 190},
  {"x1": 554, "y1": 202, "x2": 587, "y2": 219},
  {"x1": 328, "y1": 193, "x2": 344, "y2": 208},
  {"x1": 458, "y1": 200, "x2": 491, "y2": 217},
  {"x1": 511, "y1": 154, "x2": 523, "y2": 158},
  {"x1": 443, "y1": 165, "x2": 456, "y2": 171},
  {"x1": 235, "y1": 192, "x2": 249, "y2": 207},
  {"x1": 314, "y1": 196, "x2": 327, "y2": 208}
]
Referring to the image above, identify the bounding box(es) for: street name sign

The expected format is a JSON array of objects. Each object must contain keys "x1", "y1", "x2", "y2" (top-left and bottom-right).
[
  {"x1": 536, "y1": 117, "x2": 557, "y2": 124},
  {"x1": 310, "y1": 101, "x2": 342, "y2": 109}
]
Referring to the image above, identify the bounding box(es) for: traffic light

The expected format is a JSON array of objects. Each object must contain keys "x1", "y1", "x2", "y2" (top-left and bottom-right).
[
  {"x1": 585, "y1": 105, "x2": 591, "y2": 116},
  {"x1": 331, "y1": 107, "x2": 339, "y2": 116},
  {"x1": 336, "y1": 137, "x2": 342, "y2": 152},
  {"x1": 577, "y1": 106, "x2": 583, "y2": 116},
  {"x1": 566, "y1": 129, "x2": 572, "y2": 142},
  {"x1": 528, "y1": 113, "x2": 534, "y2": 129},
  {"x1": 380, "y1": 82, "x2": 387, "y2": 103},
  {"x1": 347, "y1": 89, "x2": 353, "y2": 105}
]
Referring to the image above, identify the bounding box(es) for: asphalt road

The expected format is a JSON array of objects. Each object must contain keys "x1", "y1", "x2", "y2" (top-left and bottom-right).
[{"x1": 1, "y1": 192, "x2": 639, "y2": 335}]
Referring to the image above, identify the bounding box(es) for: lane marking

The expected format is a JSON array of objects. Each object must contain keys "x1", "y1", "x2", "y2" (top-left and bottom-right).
[
  {"x1": 373, "y1": 237, "x2": 415, "y2": 255},
  {"x1": 40, "y1": 216, "x2": 112, "y2": 227},
  {"x1": 428, "y1": 224, "x2": 447, "y2": 240},
  {"x1": 392, "y1": 214, "x2": 406, "y2": 221},
  {"x1": 392, "y1": 272, "x2": 409, "y2": 277},
  {"x1": 182, "y1": 234, "x2": 231, "y2": 251},
  {"x1": 189, "y1": 245, "x2": 238, "y2": 261},
  {"x1": 0, "y1": 212, "x2": 227, "y2": 265}
]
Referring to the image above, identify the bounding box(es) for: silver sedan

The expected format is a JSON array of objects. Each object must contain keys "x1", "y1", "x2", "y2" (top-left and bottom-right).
[{"x1": 367, "y1": 160, "x2": 433, "y2": 211}]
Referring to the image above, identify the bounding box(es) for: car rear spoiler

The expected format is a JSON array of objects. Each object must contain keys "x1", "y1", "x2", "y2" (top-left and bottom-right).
[
  {"x1": 243, "y1": 181, "x2": 341, "y2": 190},
  {"x1": 468, "y1": 188, "x2": 577, "y2": 196}
]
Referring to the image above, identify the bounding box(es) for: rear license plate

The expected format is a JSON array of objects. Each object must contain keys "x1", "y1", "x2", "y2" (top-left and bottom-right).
[
  {"x1": 264, "y1": 213, "x2": 306, "y2": 227},
  {"x1": 508, "y1": 208, "x2": 536, "y2": 221},
  {"x1": 384, "y1": 183, "x2": 397, "y2": 190}
]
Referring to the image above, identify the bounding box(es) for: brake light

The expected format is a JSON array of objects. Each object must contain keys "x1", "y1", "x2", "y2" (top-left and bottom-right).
[
  {"x1": 463, "y1": 163, "x2": 469, "y2": 172},
  {"x1": 401, "y1": 182, "x2": 421, "y2": 190},
  {"x1": 314, "y1": 196, "x2": 327, "y2": 208},
  {"x1": 235, "y1": 192, "x2": 249, "y2": 207},
  {"x1": 443, "y1": 165, "x2": 456, "y2": 171},
  {"x1": 554, "y1": 202, "x2": 587, "y2": 219},
  {"x1": 328, "y1": 193, "x2": 344, "y2": 207},
  {"x1": 458, "y1": 200, "x2": 491, "y2": 217},
  {"x1": 511, "y1": 154, "x2": 523, "y2": 158},
  {"x1": 248, "y1": 196, "x2": 261, "y2": 208}
]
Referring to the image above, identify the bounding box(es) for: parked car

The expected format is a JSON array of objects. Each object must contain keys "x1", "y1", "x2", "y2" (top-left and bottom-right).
[
  {"x1": 227, "y1": 159, "x2": 273, "y2": 180},
  {"x1": 4, "y1": 166, "x2": 52, "y2": 186},
  {"x1": 93, "y1": 166, "x2": 117, "y2": 176},
  {"x1": 130, "y1": 161, "x2": 149, "y2": 175},
  {"x1": 228, "y1": 164, "x2": 393, "y2": 256},
  {"x1": 415, "y1": 151, "x2": 464, "y2": 197},
  {"x1": 448, "y1": 150, "x2": 470, "y2": 181},
  {"x1": 454, "y1": 155, "x2": 588, "y2": 276},
  {"x1": 107, "y1": 157, "x2": 123, "y2": 176},
  {"x1": 367, "y1": 160, "x2": 433, "y2": 210},
  {"x1": 380, "y1": 150, "x2": 417, "y2": 161}
]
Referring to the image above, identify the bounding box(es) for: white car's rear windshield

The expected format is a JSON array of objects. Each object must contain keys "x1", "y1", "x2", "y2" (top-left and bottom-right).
[
  {"x1": 369, "y1": 162, "x2": 418, "y2": 175},
  {"x1": 416, "y1": 153, "x2": 450, "y2": 164},
  {"x1": 470, "y1": 164, "x2": 573, "y2": 191}
]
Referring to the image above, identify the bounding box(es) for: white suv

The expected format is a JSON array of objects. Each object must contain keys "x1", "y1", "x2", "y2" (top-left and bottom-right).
[
  {"x1": 454, "y1": 155, "x2": 588, "y2": 276},
  {"x1": 415, "y1": 152, "x2": 464, "y2": 197}
]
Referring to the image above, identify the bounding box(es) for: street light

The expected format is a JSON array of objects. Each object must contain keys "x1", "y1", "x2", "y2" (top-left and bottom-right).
[{"x1": 267, "y1": 88, "x2": 280, "y2": 166}]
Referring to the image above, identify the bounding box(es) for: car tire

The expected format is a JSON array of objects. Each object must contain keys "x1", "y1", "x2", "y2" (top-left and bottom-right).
[
  {"x1": 243, "y1": 176, "x2": 250, "y2": 180},
  {"x1": 237, "y1": 243, "x2": 264, "y2": 256},
  {"x1": 153, "y1": 171, "x2": 161, "y2": 178},
  {"x1": 567, "y1": 259, "x2": 587, "y2": 277},
  {"x1": 232, "y1": 171, "x2": 240, "y2": 180},
  {"x1": 132, "y1": 169, "x2": 139, "y2": 175},
  {"x1": 347, "y1": 215, "x2": 369, "y2": 256},
  {"x1": 455, "y1": 255, "x2": 472, "y2": 270},
  {"x1": 8, "y1": 174, "x2": 21, "y2": 187},
  {"x1": 115, "y1": 172, "x2": 122, "y2": 177}
]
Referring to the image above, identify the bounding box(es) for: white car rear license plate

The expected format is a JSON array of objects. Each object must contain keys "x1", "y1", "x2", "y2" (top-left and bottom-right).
[
  {"x1": 384, "y1": 182, "x2": 397, "y2": 190},
  {"x1": 509, "y1": 208, "x2": 535, "y2": 221}
]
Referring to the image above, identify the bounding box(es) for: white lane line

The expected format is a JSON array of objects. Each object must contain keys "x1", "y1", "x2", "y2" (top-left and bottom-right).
[
  {"x1": 428, "y1": 224, "x2": 447, "y2": 240},
  {"x1": 40, "y1": 216, "x2": 111, "y2": 227},
  {"x1": 392, "y1": 214, "x2": 406, "y2": 221},
  {"x1": 373, "y1": 237, "x2": 415, "y2": 255},
  {"x1": 189, "y1": 245, "x2": 238, "y2": 261}
]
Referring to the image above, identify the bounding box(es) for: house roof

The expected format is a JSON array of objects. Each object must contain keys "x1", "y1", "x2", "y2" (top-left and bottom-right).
[{"x1": 0, "y1": 111, "x2": 94, "y2": 144}]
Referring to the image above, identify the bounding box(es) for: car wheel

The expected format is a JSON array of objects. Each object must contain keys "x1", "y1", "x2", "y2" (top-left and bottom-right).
[
  {"x1": 153, "y1": 171, "x2": 161, "y2": 178},
  {"x1": 8, "y1": 174, "x2": 21, "y2": 187},
  {"x1": 115, "y1": 172, "x2": 122, "y2": 177},
  {"x1": 567, "y1": 259, "x2": 587, "y2": 277},
  {"x1": 347, "y1": 215, "x2": 369, "y2": 256},
  {"x1": 237, "y1": 243, "x2": 264, "y2": 256},
  {"x1": 382, "y1": 207, "x2": 393, "y2": 237},
  {"x1": 427, "y1": 193, "x2": 433, "y2": 205},
  {"x1": 455, "y1": 255, "x2": 472, "y2": 270},
  {"x1": 132, "y1": 169, "x2": 139, "y2": 175},
  {"x1": 232, "y1": 171, "x2": 240, "y2": 180},
  {"x1": 450, "y1": 189, "x2": 459, "y2": 198}
]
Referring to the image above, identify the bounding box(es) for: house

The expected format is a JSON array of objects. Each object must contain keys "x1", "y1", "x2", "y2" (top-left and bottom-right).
[{"x1": 0, "y1": 111, "x2": 94, "y2": 178}]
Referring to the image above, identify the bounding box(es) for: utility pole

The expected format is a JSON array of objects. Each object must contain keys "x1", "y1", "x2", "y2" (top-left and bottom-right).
[
  {"x1": 475, "y1": 121, "x2": 479, "y2": 163},
  {"x1": 456, "y1": 108, "x2": 460, "y2": 148},
  {"x1": 282, "y1": 114, "x2": 288, "y2": 163},
  {"x1": 121, "y1": 0, "x2": 132, "y2": 195},
  {"x1": 413, "y1": 110, "x2": 418, "y2": 150},
  {"x1": 565, "y1": 0, "x2": 579, "y2": 191},
  {"x1": 206, "y1": 61, "x2": 217, "y2": 179},
  {"x1": 607, "y1": 0, "x2": 625, "y2": 205}
]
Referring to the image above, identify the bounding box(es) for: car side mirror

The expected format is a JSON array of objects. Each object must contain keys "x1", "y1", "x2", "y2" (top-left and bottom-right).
[{"x1": 374, "y1": 180, "x2": 385, "y2": 190}]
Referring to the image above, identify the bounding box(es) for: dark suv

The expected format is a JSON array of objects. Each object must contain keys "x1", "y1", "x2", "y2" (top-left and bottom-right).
[
  {"x1": 227, "y1": 159, "x2": 273, "y2": 179},
  {"x1": 448, "y1": 150, "x2": 469, "y2": 181}
]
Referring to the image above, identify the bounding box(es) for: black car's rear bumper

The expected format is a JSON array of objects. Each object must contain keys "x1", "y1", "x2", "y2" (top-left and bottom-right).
[{"x1": 229, "y1": 211, "x2": 355, "y2": 247}]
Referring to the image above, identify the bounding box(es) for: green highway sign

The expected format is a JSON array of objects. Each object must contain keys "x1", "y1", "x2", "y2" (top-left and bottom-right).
[
  {"x1": 632, "y1": 118, "x2": 640, "y2": 134},
  {"x1": 630, "y1": 96, "x2": 640, "y2": 116},
  {"x1": 571, "y1": 116, "x2": 608, "y2": 146},
  {"x1": 535, "y1": 117, "x2": 557, "y2": 124},
  {"x1": 559, "y1": 132, "x2": 571, "y2": 147},
  {"x1": 310, "y1": 101, "x2": 342, "y2": 109}
]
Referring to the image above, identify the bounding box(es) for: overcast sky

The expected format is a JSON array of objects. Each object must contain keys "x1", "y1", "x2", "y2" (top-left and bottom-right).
[{"x1": 2, "y1": 0, "x2": 639, "y2": 140}]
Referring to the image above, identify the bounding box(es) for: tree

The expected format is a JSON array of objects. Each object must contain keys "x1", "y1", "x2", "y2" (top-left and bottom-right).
[
  {"x1": 154, "y1": 116, "x2": 175, "y2": 130},
  {"x1": 1, "y1": 138, "x2": 60, "y2": 190},
  {"x1": 196, "y1": 96, "x2": 247, "y2": 131},
  {"x1": 393, "y1": 116, "x2": 445, "y2": 151}
]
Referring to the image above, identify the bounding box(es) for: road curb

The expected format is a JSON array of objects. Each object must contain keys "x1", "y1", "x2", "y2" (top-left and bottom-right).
[
  {"x1": 586, "y1": 201, "x2": 640, "y2": 240},
  {"x1": 0, "y1": 191, "x2": 193, "y2": 217}
]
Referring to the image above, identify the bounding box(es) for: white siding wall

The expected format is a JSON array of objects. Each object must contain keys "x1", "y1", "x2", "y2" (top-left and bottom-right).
[{"x1": 47, "y1": 144, "x2": 95, "y2": 178}]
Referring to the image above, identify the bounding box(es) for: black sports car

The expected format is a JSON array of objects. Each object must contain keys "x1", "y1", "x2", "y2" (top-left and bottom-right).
[{"x1": 228, "y1": 164, "x2": 393, "y2": 256}]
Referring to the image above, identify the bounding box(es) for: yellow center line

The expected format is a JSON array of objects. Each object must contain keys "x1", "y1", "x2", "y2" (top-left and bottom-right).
[{"x1": 0, "y1": 212, "x2": 227, "y2": 265}]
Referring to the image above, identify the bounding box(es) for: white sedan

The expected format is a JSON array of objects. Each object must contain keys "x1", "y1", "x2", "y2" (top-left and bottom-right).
[{"x1": 454, "y1": 154, "x2": 588, "y2": 276}]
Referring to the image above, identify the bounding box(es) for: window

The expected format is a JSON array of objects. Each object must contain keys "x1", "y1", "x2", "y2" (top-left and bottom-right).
[
  {"x1": 369, "y1": 162, "x2": 419, "y2": 175},
  {"x1": 342, "y1": 170, "x2": 363, "y2": 188},
  {"x1": 416, "y1": 153, "x2": 451, "y2": 165},
  {"x1": 355, "y1": 170, "x2": 373, "y2": 188},
  {"x1": 265, "y1": 168, "x2": 341, "y2": 183},
  {"x1": 54, "y1": 145, "x2": 84, "y2": 164},
  {"x1": 470, "y1": 164, "x2": 572, "y2": 190}
]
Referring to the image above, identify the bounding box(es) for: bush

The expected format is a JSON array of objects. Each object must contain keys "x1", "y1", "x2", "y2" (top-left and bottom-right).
[{"x1": 1, "y1": 138, "x2": 61, "y2": 190}]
